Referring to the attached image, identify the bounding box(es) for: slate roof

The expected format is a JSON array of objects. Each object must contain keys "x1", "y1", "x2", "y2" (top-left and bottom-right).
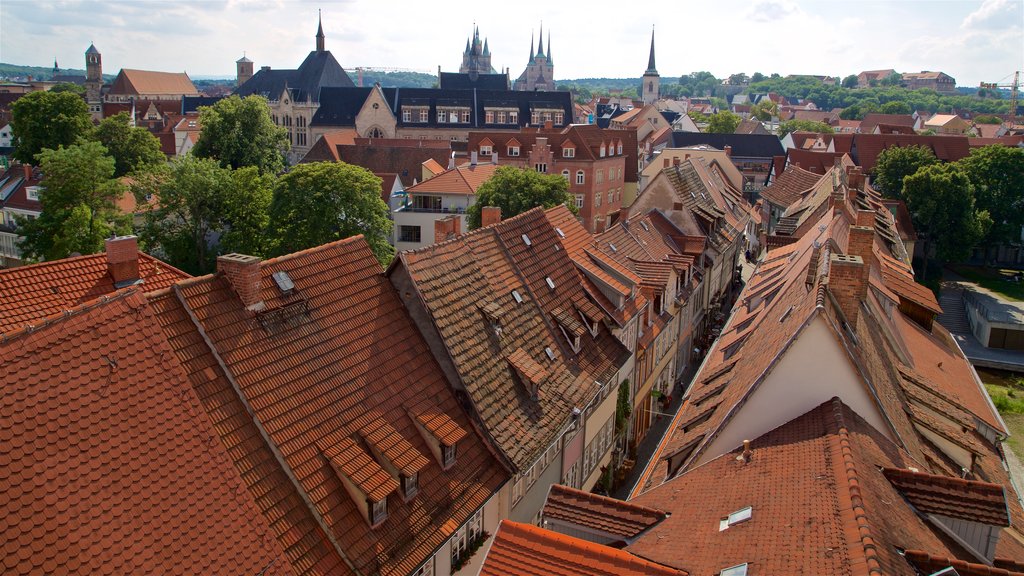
[
  {"x1": 235, "y1": 50, "x2": 354, "y2": 102},
  {"x1": 0, "y1": 290, "x2": 294, "y2": 576},
  {"x1": 438, "y1": 71, "x2": 510, "y2": 90},
  {"x1": 181, "y1": 95, "x2": 224, "y2": 114},
  {"x1": 394, "y1": 207, "x2": 630, "y2": 470},
  {"x1": 150, "y1": 236, "x2": 506, "y2": 576},
  {"x1": 542, "y1": 484, "x2": 667, "y2": 540},
  {"x1": 480, "y1": 521, "x2": 687, "y2": 576},
  {"x1": 0, "y1": 251, "x2": 189, "y2": 335},
  {"x1": 670, "y1": 132, "x2": 784, "y2": 159}
]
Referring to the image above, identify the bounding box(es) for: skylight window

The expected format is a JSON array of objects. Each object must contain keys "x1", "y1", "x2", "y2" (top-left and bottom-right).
[
  {"x1": 546, "y1": 277, "x2": 555, "y2": 290},
  {"x1": 545, "y1": 347, "x2": 556, "y2": 361},
  {"x1": 272, "y1": 270, "x2": 295, "y2": 294},
  {"x1": 522, "y1": 234, "x2": 532, "y2": 246},
  {"x1": 512, "y1": 290, "x2": 524, "y2": 303},
  {"x1": 609, "y1": 243, "x2": 617, "y2": 252},
  {"x1": 719, "y1": 506, "x2": 752, "y2": 531},
  {"x1": 640, "y1": 221, "x2": 650, "y2": 232},
  {"x1": 555, "y1": 227, "x2": 565, "y2": 238},
  {"x1": 720, "y1": 563, "x2": 748, "y2": 576}
]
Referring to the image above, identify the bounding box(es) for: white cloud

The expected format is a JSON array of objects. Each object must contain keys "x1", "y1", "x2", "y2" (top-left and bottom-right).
[{"x1": 962, "y1": 0, "x2": 1020, "y2": 29}]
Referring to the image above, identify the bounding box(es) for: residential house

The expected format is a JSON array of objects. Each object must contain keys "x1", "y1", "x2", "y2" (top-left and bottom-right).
[
  {"x1": 149, "y1": 237, "x2": 508, "y2": 576},
  {"x1": 394, "y1": 160, "x2": 498, "y2": 250},
  {"x1": 304, "y1": 137, "x2": 452, "y2": 188},
  {"x1": 759, "y1": 162, "x2": 829, "y2": 239},
  {"x1": 924, "y1": 113, "x2": 971, "y2": 134},
  {"x1": 734, "y1": 119, "x2": 769, "y2": 135},
  {"x1": 389, "y1": 206, "x2": 633, "y2": 524},
  {"x1": 467, "y1": 125, "x2": 634, "y2": 232},
  {"x1": 902, "y1": 70, "x2": 957, "y2": 93},
  {"x1": 639, "y1": 147, "x2": 745, "y2": 192},
  {"x1": 0, "y1": 165, "x2": 41, "y2": 266},
  {"x1": 669, "y1": 133, "x2": 785, "y2": 199},
  {"x1": 834, "y1": 133, "x2": 971, "y2": 172},
  {"x1": 859, "y1": 113, "x2": 920, "y2": 134}
]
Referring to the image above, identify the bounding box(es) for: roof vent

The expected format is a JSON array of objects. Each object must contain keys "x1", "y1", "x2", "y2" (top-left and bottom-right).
[
  {"x1": 640, "y1": 220, "x2": 650, "y2": 231},
  {"x1": 272, "y1": 270, "x2": 296, "y2": 294},
  {"x1": 545, "y1": 277, "x2": 555, "y2": 290},
  {"x1": 522, "y1": 233, "x2": 532, "y2": 246},
  {"x1": 555, "y1": 227, "x2": 565, "y2": 238}
]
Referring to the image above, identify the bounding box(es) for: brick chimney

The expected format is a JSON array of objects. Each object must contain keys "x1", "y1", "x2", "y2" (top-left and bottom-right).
[
  {"x1": 481, "y1": 206, "x2": 502, "y2": 228},
  {"x1": 846, "y1": 165, "x2": 864, "y2": 191},
  {"x1": 22, "y1": 164, "x2": 32, "y2": 180},
  {"x1": 672, "y1": 157, "x2": 681, "y2": 167},
  {"x1": 724, "y1": 145, "x2": 733, "y2": 157},
  {"x1": 217, "y1": 253, "x2": 264, "y2": 311},
  {"x1": 105, "y1": 235, "x2": 140, "y2": 287},
  {"x1": 855, "y1": 209, "x2": 875, "y2": 228},
  {"x1": 847, "y1": 225, "x2": 876, "y2": 270},
  {"x1": 829, "y1": 254, "x2": 867, "y2": 326},
  {"x1": 434, "y1": 215, "x2": 461, "y2": 242}
]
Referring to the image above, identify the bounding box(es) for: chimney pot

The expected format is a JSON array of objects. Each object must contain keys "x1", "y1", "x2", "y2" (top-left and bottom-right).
[
  {"x1": 481, "y1": 206, "x2": 502, "y2": 227},
  {"x1": 217, "y1": 253, "x2": 265, "y2": 311},
  {"x1": 741, "y1": 439, "x2": 752, "y2": 463},
  {"x1": 105, "y1": 235, "x2": 140, "y2": 287}
]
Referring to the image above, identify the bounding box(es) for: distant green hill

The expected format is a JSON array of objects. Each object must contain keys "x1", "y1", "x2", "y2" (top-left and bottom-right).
[{"x1": 0, "y1": 62, "x2": 113, "y2": 81}]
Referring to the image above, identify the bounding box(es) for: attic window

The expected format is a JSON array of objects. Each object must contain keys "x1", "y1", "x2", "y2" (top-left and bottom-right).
[
  {"x1": 402, "y1": 472, "x2": 419, "y2": 500},
  {"x1": 720, "y1": 563, "x2": 749, "y2": 576},
  {"x1": 371, "y1": 498, "x2": 388, "y2": 525},
  {"x1": 442, "y1": 443, "x2": 457, "y2": 468},
  {"x1": 640, "y1": 220, "x2": 650, "y2": 232},
  {"x1": 546, "y1": 277, "x2": 556, "y2": 290},
  {"x1": 719, "y1": 507, "x2": 752, "y2": 531},
  {"x1": 545, "y1": 347, "x2": 557, "y2": 361},
  {"x1": 512, "y1": 290, "x2": 524, "y2": 303},
  {"x1": 272, "y1": 270, "x2": 295, "y2": 294},
  {"x1": 609, "y1": 243, "x2": 617, "y2": 252},
  {"x1": 522, "y1": 234, "x2": 532, "y2": 246},
  {"x1": 555, "y1": 227, "x2": 565, "y2": 238}
]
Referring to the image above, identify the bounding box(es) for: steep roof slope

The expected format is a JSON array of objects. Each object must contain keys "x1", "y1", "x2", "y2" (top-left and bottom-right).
[{"x1": 0, "y1": 290, "x2": 293, "y2": 576}]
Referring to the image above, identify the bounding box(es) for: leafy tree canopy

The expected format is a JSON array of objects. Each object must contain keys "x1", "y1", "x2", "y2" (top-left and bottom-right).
[
  {"x1": 956, "y1": 145, "x2": 1024, "y2": 247},
  {"x1": 466, "y1": 166, "x2": 575, "y2": 229},
  {"x1": 193, "y1": 94, "x2": 288, "y2": 174},
  {"x1": 95, "y1": 112, "x2": 165, "y2": 177},
  {"x1": 903, "y1": 163, "x2": 990, "y2": 265},
  {"x1": 778, "y1": 119, "x2": 834, "y2": 138},
  {"x1": 706, "y1": 110, "x2": 741, "y2": 134},
  {"x1": 872, "y1": 145, "x2": 940, "y2": 199},
  {"x1": 10, "y1": 90, "x2": 93, "y2": 164}
]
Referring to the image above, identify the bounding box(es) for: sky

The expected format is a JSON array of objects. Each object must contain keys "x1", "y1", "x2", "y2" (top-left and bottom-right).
[{"x1": 1, "y1": 0, "x2": 1021, "y2": 87}]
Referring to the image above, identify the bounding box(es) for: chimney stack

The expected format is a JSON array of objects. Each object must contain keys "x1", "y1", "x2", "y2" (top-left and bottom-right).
[
  {"x1": 739, "y1": 439, "x2": 753, "y2": 464},
  {"x1": 829, "y1": 254, "x2": 867, "y2": 326},
  {"x1": 724, "y1": 145, "x2": 733, "y2": 157},
  {"x1": 22, "y1": 164, "x2": 32, "y2": 181},
  {"x1": 848, "y1": 225, "x2": 876, "y2": 270},
  {"x1": 434, "y1": 215, "x2": 461, "y2": 242},
  {"x1": 217, "y1": 253, "x2": 265, "y2": 311},
  {"x1": 481, "y1": 206, "x2": 502, "y2": 228},
  {"x1": 105, "y1": 235, "x2": 140, "y2": 287},
  {"x1": 491, "y1": 152, "x2": 498, "y2": 164},
  {"x1": 855, "y1": 209, "x2": 875, "y2": 228},
  {"x1": 470, "y1": 151, "x2": 478, "y2": 166}
]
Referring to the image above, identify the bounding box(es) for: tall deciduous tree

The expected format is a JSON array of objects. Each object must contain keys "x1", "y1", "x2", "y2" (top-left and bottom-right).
[
  {"x1": 957, "y1": 145, "x2": 1024, "y2": 247},
  {"x1": 192, "y1": 95, "x2": 289, "y2": 175},
  {"x1": 95, "y1": 112, "x2": 166, "y2": 177},
  {"x1": 466, "y1": 166, "x2": 575, "y2": 229},
  {"x1": 904, "y1": 164, "x2": 990, "y2": 273},
  {"x1": 17, "y1": 141, "x2": 130, "y2": 261},
  {"x1": 706, "y1": 110, "x2": 741, "y2": 134},
  {"x1": 270, "y1": 162, "x2": 393, "y2": 265},
  {"x1": 10, "y1": 90, "x2": 93, "y2": 164},
  {"x1": 872, "y1": 145, "x2": 940, "y2": 199},
  {"x1": 841, "y1": 74, "x2": 859, "y2": 89}
]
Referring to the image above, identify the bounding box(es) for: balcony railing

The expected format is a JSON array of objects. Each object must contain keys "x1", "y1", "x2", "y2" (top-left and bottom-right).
[{"x1": 395, "y1": 205, "x2": 466, "y2": 214}]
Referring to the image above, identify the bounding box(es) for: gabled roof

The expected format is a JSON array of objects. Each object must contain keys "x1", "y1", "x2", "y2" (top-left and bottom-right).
[
  {"x1": 481, "y1": 521, "x2": 687, "y2": 576},
  {"x1": 850, "y1": 134, "x2": 971, "y2": 172},
  {"x1": 0, "y1": 251, "x2": 189, "y2": 335},
  {"x1": 331, "y1": 140, "x2": 451, "y2": 187},
  {"x1": 542, "y1": 484, "x2": 668, "y2": 540},
  {"x1": 235, "y1": 50, "x2": 354, "y2": 102},
  {"x1": 405, "y1": 162, "x2": 498, "y2": 195},
  {"x1": 150, "y1": 236, "x2": 505, "y2": 576},
  {"x1": 0, "y1": 290, "x2": 294, "y2": 576},
  {"x1": 860, "y1": 113, "x2": 915, "y2": 133},
  {"x1": 108, "y1": 68, "x2": 198, "y2": 96},
  {"x1": 786, "y1": 148, "x2": 845, "y2": 175},
  {"x1": 760, "y1": 164, "x2": 823, "y2": 208}
]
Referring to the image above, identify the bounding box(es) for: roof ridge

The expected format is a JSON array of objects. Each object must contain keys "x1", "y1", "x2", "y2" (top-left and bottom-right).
[
  {"x1": 262, "y1": 233, "x2": 366, "y2": 267},
  {"x1": 827, "y1": 397, "x2": 884, "y2": 576},
  {"x1": 550, "y1": 483, "x2": 667, "y2": 516},
  {"x1": 0, "y1": 288, "x2": 140, "y2": 343}
]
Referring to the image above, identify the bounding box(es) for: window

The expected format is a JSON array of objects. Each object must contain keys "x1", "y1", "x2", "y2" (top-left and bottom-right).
[
  {"x1": 437, "y1": 110, "x2": 445, "y2": 122},
  {"x1": 719, "y1": 506, "x2": 752, "y2": 531},
  {"x1": 480, "y1": 145, "x2": 492, "y2": 156},
  {"x1": 402, "y1": 472, "x2": 419, "y2": 500},
  {"x1": 412, "y1": 558, "x2": 435, "y2": 576},
  {"x1": 512, "y1": 476, "x2": 524, "y2": 504},
  {"x1": 575, "y1": 195, "x2": 584, "y2": 209},
  {"x1": 535, "y1": 163, "x2": 547, "y2": 173},
  {"x1": 497, "y1": 111, "x2": 507, "y2": 123},
  {"x1": 399, "y1": 226, "x2": 422, "y2": 243},
  {"x1": 600, "y1": 144, "x2": 606, "y2": 157},
  {"x1": 451, "y1": 508, "x2": 484, "y2": 568},
  {"x1": 486, "y1": 110, "x2": 495, "y2": 123},
  {"x1": 554, "y1": 112, "x2": 564, "y2": 124},
  {"x1": 608, "y1": 190, "x2": 614, "y2": 204},
  {"x1": 460, "y1": 110, "x2": 471, "y2": 123},
  {"x1": 413, "y1": 195, "x2": 442, "y2": 211},
  {"x1": 509, "y1": 111, "x2": 518, "y2": 124},
  {"x1": 562, "y1": 169, "x2": 570, "y2": 181},
  {"x1": 370, "y1": 497, "x2": 388, "y2": 526},
  {"x1": 25, "y1": 186, "x2": 40, "y2": 201},
  {"x1": 531, "y1": 111, "x2": 540, "y2": 125},
  {"x1": 720, "y1": 564, "x2": 749, "y2": 576},
  {"x1": 419, "y1": 109, "x2": 428, "y2": 122},
  {"x1": 576, "y1": 171, "x2": 585, "y2": 185},
  {"x1": 595, "y1": 193, "x2": 602, "y2": 208},
  {"x1": 563, "y1": 147, "x2": 575, "y2": 158},
  {"x1": 617, "y1": 143, "x2": 623, "y2": 155},
  {"x1": 442, "y1": 442, "x2": 457, "y2": 468},
  {"x1": 596, "y1": 170, "x2": 604, "y2": 183},
  {"x1": 508, "y1": 146, "x2": 520, "y2": 156}
]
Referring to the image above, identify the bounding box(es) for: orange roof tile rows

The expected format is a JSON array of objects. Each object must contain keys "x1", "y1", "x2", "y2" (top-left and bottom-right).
[
  {"x1": 110, "y1": 69, "x2": 199, "y2": 96},
  {"x1": 158, "y1": 236, "x2": 506, "y2": 576},
  {"x1": 542, "y1": 484, "x2": 667, "y2": 540},
  {"x1": 0, "y1": 290, "x2": 294, "y2": 576},
  {"x1": 760, "y1": 164, "x2": 823, "y2": 208},
  {"x1": 406, "y1": 162, "x2": 498, "y2": 195},
  {"x1": 481, "y1": 521, "x2": 686, "y2": 576}
]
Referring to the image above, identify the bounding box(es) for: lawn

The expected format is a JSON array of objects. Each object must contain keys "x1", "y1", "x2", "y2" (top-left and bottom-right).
[
  {"x1": 977, "y1": 367, "x2": 1024, "y2": 457},
  {"x1": 948, "y1": 264, "x2": 1024, "y2": 302}
]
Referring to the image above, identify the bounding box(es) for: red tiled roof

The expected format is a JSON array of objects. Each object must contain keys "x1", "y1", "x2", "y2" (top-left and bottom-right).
[
  {"x1": 109, "y1": 68, "x2": 198, "y2": 96},
  {"x1": 481, "y1": 521, "x2": 687, "y2": 576},
  {"x1": 405, "y1": 162, "x2": 498, "y2": 195},
  {"x1": 786, "y1": 148, "x2": 845, "y2": 175},
  {"x1": 0, "y1": 290, "x2": 294, "y2": 576},
  {"x1": 761, "y1": 164, "x2": 823, "y2": 207},
  {"x1": 860, "y1": 113, "x2": 915, "y2": 133},
  {"x1": 543, "y1": 484, "x2": 667, "y2": 539},
  {"x1": 323, "y1": 437, "x2": 400, "y2": 502},
  {"x1": 0, "y1": 251, "x2": 189, "y2": 335},
  {"x1": 903, "y1": 550, "x2": 1024, "y2": 576},
  {"x1": 882, "y1": 468, "x2": 1010, "y2": 526},
  {"x1": 852, "y1": 134, "x2": 971, "y2": 172},
  {"x1": 153, "y1": 236, "x2": 506, "y2": 576}
]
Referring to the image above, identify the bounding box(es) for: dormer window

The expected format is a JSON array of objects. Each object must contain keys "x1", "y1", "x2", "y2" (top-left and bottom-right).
[
  {"x1": 401, "y1": 472, "x2": 419, "y2": 500},
  {"x1": 371, "y1": 497, "x2": 388, "y2": 526},
  {"x1": 480, "y1": 145, "x2": 492, "y2": 156},
  {"x1": 442, "y1": 443, "x2": 457, "y2": 468},
  {"x1": 600, "y1": 144, "x2": 606, "y2": 157},
  {"x1": 508, "y1": 145, "x2": 520, "y2": 156},
  {"x1": 617, "y1": 142, "x2": 623, "y2": 155},
  {"x1": 720, "y1": 564, "x2": 749, "y2": 576},
  {"x1": 25, "y1": 186, "x2": 40, "y2": 201},
  {"x1": 563, "y1": 147, "x2": 575, "y2": 158}
]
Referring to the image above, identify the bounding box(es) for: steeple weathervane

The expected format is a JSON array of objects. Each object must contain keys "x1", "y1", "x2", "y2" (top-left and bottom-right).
[{"x1": 316, "y1": 9, "x2": 325, "y2": 53}]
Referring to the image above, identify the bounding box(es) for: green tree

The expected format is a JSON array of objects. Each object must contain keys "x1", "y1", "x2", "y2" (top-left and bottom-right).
[
  {"x1": 880, "y1": 100, "x2": 911, "y2": 115},
  {"x1": 974, "y1": 114, "x2": 1002, "y2": 124},
  {"x1": 750, "y1": 99, "x2": 779, "y2": 121},
  {"x1": 957, "y1": 146, "x2": 1024, "y2": 247},
  {"x1": 17, "y1": 141, "x2": 130, "y2": 261},
  {"x1": 193, "y1": 94, "x2": 288, "y2": 174},
  {"x1": 872, "y1": 145, "x2": 940, "y2": 199},
  {"x1": 778, "y1": 120, "x2": 834, "y2": 138},
  {"x1": 138, "y1": 156, "x2": 235, "y2": 274},
  {"x1": 842, "y1": 74, "x2": 859, "y2": 89},
  {"x1": 706, "y1": 110, "x2": 741, "y2": 134},
  {"x1": 10, "y1": 90, "x2": 93, "y2": 164},
  {"x1": 881, "y1": 72, "x2": 903, "y2": 87},
  {"x1": 49, "y1": 82, "x2": 85, "y2": 96},
  {"x1": 467, "y1": 166, "x2": 575, "y2": 229},
  {"x1": 904, "y1": 164, "x2": 990, "y2": 272},
  {"x1": 94, "y1": 112, "x2": 165, "y2": 177},
  {"x1": 270, "y1": 162, "x2": 393, "y2": 265},
  {"x1": 221, "y1": 167, "x2": 274, "y2": 257},
  {"x1": 750, "y1": 72, "x2": 766, "y2": 83}
]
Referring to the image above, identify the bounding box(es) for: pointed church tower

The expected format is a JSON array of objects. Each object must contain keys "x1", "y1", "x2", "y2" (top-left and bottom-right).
[
  {"x1": 642, "y1": 27, "x2": 660, "y2": 105},
  {"x1": 85, "y1": 43, "x2": 103, "y2": 121},
  {"x1": 316, "y1": 10, "x2": 325, "y2": 53}
]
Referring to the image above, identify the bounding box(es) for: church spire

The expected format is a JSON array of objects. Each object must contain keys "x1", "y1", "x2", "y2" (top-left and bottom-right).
[
  {"x1": 529, "y1": 31, "x2": 535, "y2": 60},
  {"x1": 645, "y1": 26, "x2": 658, "y2": 75},
  {"x1": 546, "y1": 31, "x2": 551, "y2": 64},
  {"x1": 316, "y1": 10, "x2": 325, "y2": 53},
  {"x1": 536, "y1": 22, "x2": 544, "y2": 58}
]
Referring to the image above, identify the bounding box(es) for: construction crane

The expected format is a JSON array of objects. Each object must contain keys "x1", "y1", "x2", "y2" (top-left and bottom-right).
[
  {"x1": 350, "y1": 66, "x2": 435, "y2": 87},
  {"x1": 980, "y1": 71, "x2": 1019, "y2": 122}
]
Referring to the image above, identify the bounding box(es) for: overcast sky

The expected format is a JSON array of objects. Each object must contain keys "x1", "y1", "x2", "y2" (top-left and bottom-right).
[{"x1": 1, "y1": 0, "x2": 1021, "y2": 87}]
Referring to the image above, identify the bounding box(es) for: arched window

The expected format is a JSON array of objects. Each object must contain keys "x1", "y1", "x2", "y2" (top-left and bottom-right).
[
  {"x1": 576, "y1": 171, "x2": 585, "y2": 185},
  {"x1": 368, "y1": 127, "x2": 384, "y2": 138},
  {"x1": 562, "y1": 170, "x2": 570, "y2": 181},
  {"x1": 648, "y1": 81, "x2": 654, "y2": 92}
]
